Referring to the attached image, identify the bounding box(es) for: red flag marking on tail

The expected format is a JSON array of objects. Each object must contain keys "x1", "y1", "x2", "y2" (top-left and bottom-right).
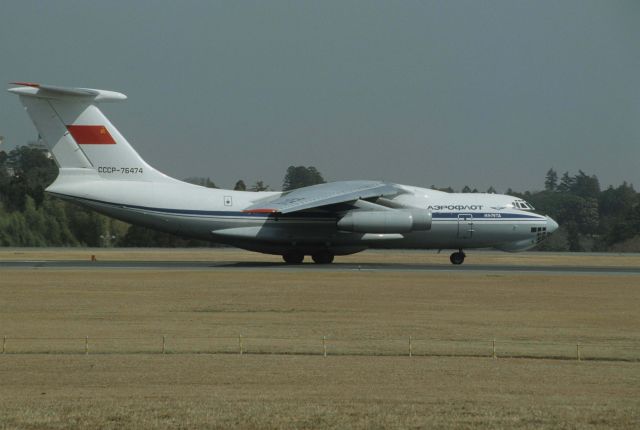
[{"x1": 67, "y1": 125, "x2": 116, "y2": 144}]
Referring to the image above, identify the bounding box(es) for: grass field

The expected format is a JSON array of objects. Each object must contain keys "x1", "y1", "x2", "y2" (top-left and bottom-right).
[
  {"x1": 1, "y1": 355, "x2": 638, "y2": 429},
  {"x1": 1, "y1": 249, "x2": 639, "y2": 428}
]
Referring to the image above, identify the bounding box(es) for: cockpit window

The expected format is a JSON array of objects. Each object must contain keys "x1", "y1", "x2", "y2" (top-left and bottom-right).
[{"x1": 512, "y1": 200, "x2": 535, "y2": 211}]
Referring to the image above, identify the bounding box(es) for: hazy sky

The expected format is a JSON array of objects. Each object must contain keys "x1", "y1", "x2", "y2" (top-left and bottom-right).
[{"x1": 1, "y1": 1, "x2": 639, "y2": 192}]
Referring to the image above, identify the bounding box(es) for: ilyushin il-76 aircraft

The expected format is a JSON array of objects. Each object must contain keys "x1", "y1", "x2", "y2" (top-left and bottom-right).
[{"x1": 9, "y1": 83, "x2": 558, "y2": 265}]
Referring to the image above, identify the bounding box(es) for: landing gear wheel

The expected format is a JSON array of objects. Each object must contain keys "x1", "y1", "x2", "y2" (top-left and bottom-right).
[
  {"x1": 282, "y1": 252, "x2": 304, "y2": 264},
  {"x1": 311, "y1": 251, "x2": 335, "y2": 264},
  {"x1": 449, "y1": 250, "x2": 466, "y2": 265}
]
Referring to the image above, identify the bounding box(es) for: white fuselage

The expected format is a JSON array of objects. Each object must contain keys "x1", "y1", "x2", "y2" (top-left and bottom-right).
[{"x1": 47, "y1": 169, "x2": 556, "y2": 256}]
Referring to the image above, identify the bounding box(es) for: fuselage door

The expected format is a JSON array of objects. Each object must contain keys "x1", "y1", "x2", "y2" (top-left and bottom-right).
[{"x1": 457, "y1": 213, "x2": 474, "y2": 239}]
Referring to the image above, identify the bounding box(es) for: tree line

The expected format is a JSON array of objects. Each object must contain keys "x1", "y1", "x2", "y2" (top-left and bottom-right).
[{"x1": 1, "y1": 144, "x2": 638, "y2": 251}]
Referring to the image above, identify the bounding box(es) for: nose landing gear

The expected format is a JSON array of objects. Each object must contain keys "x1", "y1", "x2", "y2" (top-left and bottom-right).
[{"x1": 449, "y1": 249, "x2": 466, "y2": 265}]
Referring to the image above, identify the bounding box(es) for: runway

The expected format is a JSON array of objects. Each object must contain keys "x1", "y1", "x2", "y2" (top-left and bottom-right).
[{"x1": 2, "y1": 259, "x2": 639, "y2": 275}]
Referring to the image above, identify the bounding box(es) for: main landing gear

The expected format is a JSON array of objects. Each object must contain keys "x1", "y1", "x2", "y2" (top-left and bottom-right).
[
  {"x1": 311, "y1": 251, "x2": 334, "y2": 264},
  {"x1": 282, "y1": 251, "x2": 304, "y2": 264},
  {"x1": 449, "y1": 249, "x2": 466, "y2": 265},
  {"x1": 282, "y1": 251, "x2": 335, "y2": 264}
]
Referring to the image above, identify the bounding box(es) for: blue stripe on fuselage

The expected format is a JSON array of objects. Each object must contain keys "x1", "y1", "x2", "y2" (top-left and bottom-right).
[
  {"x1": 52, "y1": 193, "x2": 546, "y2": 221},
  {"x1": 432, "y1": 212, "x2": 544, "y2": 220}
]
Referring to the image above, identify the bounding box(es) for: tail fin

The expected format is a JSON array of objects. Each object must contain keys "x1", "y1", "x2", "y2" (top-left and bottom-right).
[{"x1": 8, "y1": 82, "x2": 168, "y2": 182}]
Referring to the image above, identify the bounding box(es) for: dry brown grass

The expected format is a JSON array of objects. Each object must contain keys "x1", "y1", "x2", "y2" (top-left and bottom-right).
[
  {"x1": 1, "y1": 355, "x2": 639, "y2": 429},
  {"x1": 1, "y1": 269, "x2": 638, "y2": 346},
  {"x1": 1, "y1": 252, "x2": 640, "y2": 428}
]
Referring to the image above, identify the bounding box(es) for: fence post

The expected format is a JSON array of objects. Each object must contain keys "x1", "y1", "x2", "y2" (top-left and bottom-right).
[
  {"x1": 323, "y1": 336, "x2": 327, "y2": 357},
  {"x1": 576, "y1": 343, "x2": 581, "y2": 362},
  {"x1": 162, "y1": 335, "x2": 166, "y2": 354},
  {"x1": 85, "y1": 336, "x2": 89, "y2": 355},
  {"x1": 492, "y1": 339, "x2": 497, "y2": 359},
  {"x1": 239, "y1": 335, "x2": 243, "y2": 355},
  {"x1": 2, "y1": 336, "x2": 5, "y2": 354},
  {"x1": 409, "y1": 336, "x2": 412, "y2": 357}
]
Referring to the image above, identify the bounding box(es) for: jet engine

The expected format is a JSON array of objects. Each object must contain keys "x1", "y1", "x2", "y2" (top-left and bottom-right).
[{"x1": 337, "y1": 210, "x2": 431, "y2": 234}]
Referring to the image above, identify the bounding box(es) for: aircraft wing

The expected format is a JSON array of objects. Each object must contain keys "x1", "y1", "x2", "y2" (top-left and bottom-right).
[{"x1": 244, "y1": 180, "x2": 403, "y2": 214}]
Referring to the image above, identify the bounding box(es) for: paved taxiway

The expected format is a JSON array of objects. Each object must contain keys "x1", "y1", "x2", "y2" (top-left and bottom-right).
[{"x1": 1, "y1": 260, "x2": 639, "y2": 275}]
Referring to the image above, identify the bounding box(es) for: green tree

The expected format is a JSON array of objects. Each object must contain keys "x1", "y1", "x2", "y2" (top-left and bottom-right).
[
  {"x1": 3, "y1": 211, "x2": 36, "y2": 245},
  {"x1": 599, "y1": 182, "x2": 636, "y2": 217},
  {"x1": 576, "y1": 197, "x2": 599, "y2": 235},
  {"x1": 598, "y1": 183, "x2": 640, "y2": 245},
  {"x1": 249, "y1": 180, "x2": 270, "y2": 191},
  {"x1": 544, "y1": 168, "x2": 558, "y2": 191},
  {"x1": 119, "y1": 224, "x2": 209, "y2": 247},
  {"x1": 557, "y1": 172, "x2": 574, "y2": 192},
  {"x1": 233, "y1": 180, "x2": 247, "y2": 191},
  {"x1": 184, "y1": 177, "x2": 217, "y2": 188},
  {"x1": 120, "y1": 225, "x2": 182, "y2": 247},
  {"x1": 63, "y1": 204, "x2": 110, "y2": 246},
  {"x1": 3, "y1": 175, "x2": 30, "y2": 211},
  {"x1": 43, "y1": 197, "x2": 79, "y2": 245},
  {"x1": 571, "y1": 170, "x2": 600, "y2": 199},
  {"x1": 1, "y1": 145, "x2": 57, "y2": 210},
  {"x1": 565, "y1": 222, "x2": 582, "y2": 251},
  {"x1": 528, "y1": 190, "x2": 564, "y2": 220},
  {"x1": 0, "y1": 150, "x2": 9, "y2": 189},
  {"x1": 282, "y1": 166, "x2": 325, "y2": 191},
  {"x1": 554, "y1": 194, "x2": 599, "y2": 235}
]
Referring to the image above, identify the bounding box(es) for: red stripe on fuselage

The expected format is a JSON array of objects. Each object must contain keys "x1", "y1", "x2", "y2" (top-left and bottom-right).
[
  {"x1": 242, "y1": 209, "x2": 278, "y2": 214},
  {"x1": 67, "y1": 125, "x2": 116, "y2": 144}
]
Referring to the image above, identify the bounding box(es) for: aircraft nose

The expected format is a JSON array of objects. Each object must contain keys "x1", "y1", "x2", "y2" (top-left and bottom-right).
[{"x1": 546, "y1": 216, "x2": 559, "y2": 233}]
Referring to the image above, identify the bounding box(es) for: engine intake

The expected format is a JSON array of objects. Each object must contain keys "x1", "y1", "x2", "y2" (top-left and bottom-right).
[{"x1": 337, "y1": 210, "x2": 431, "y2": 234}]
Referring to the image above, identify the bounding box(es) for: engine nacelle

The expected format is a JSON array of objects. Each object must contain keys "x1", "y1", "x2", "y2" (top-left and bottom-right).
[{"x1": 337, "y1": 210, "x2": 431, "y2": 234}]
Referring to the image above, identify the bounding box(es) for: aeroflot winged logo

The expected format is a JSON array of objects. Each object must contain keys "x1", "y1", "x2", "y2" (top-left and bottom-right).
[{"x1": 67, "y1": 125, "x2": 116, "y2": 144}]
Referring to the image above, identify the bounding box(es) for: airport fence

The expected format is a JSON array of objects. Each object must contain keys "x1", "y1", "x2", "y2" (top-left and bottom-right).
[{"x1": 1, "y1": 335, "x2": 639, "y2": 362}]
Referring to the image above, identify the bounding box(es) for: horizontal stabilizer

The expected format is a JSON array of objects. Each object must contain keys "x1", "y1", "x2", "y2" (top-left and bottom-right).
[{"x1": 8, "y1": 82, "x2": 126, "y2": 102}]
